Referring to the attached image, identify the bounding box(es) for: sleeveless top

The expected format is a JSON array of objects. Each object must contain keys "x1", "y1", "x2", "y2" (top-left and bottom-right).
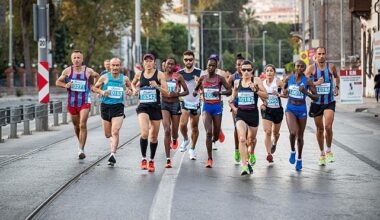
[
  {"x1": 202, "y1": 74, "x2": 221, "y2": 104},
  {"x1": 67, "y1": 66, "x2": 91, "y2": 107},
  {"x1": 311, "y1": 63, "x2": 335, "y2": 104},
  {"x1": 237, "y1": 78, "x2": 258, "y2": 110},
  {"x1": 166, "y1": 72, "x2": 179, "y2": 93},
  {"x1": 263, "y1": 78, "x2": 282, "y2": 108},
  {"x1": 288, "y1": 74, "x2": 308, "y2": 102},
  {"x1": 178, "y1": 68, "x2": 202, "y2": 109},
  {"x1": 101, "y1": 72, "x2": 125, "y2": 105},
  {"x1": 139, "y1": 69, "x2": 161, "y2": 105}
]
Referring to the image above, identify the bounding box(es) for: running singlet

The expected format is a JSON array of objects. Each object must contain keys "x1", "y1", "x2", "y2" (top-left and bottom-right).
[
  {"x1": 179, "y1": 68, "x2": 202, "y2": 109},
  {"x1": 311, "y1": 62, "x2": 335, "y2": 104},
  {"x1": 101, "y1": 72, "x2": 125, "y2": 104},
  {"x1": 287, "y1": 74, "x2": 308, "y2": 101},
  {"x1": 237, "y1": 78, "x2": 258, "y2": 110},
  {"x1": 67, "y1": 66, "x2": 91, "y2": 107},
  {"x1": 139, "y1": 70, "x2": 161, "y2": 104},
  {"x1": 263, "y1": 78, "x2": 281, "y2": 108},
  {"x1": 166, "y1": 72, "x2": 179, "y2": 93},
  {"x1": 202, "y1": 74, "x2": 221, "y2": 104}
]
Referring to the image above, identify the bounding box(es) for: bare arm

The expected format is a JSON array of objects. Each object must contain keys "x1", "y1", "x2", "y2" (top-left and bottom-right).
[
  {"x1": 193, "y1": 75, "x2": 205, "y2": 96},
  {"x1": 254, "y1": 77, "x2": 268, "y2": 100},
  {"x1": 228, "y1": 80, "x2": 239, "y2": 113},
  {"x1": 304, "y1": 77, "x2": 318, "y2": 101},
  {"x1": 219, "y1": 75, "x2": 232, "y2": 96},
  {"x1": 131, "y1": 71, "x2": 141, "y2": 95},
  {"x1": 331, "y1": 64, "x2": 340, "y2": 96},
  {"x1": 92, "y1": 75, "x2": 107, "y2": 96},
  {"x1": 157, "y1": 71, "x2": 169, "y2": 97},
  {"x1": 124, "y1": 76, "x2": 133, "y2": 96},
  {"x1": 56, "y1": 68, "x2": 71, "y2": 89},
  {"x1": 177, "y1": 75, "x2": 189, "y2": 97}
]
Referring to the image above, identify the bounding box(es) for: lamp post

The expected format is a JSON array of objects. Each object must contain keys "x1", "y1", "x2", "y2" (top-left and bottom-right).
[
  {"x1": 187, "y1": 0, "x2": 191, "y2": 50},
  {"x1": 262, "y1": 30, "x2": 267, "y2": 68},
  {"x1": 278, "y1": 39, "x2": 282, "y2": 68}
]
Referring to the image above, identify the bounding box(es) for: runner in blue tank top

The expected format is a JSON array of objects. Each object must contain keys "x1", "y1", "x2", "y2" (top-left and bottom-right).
[
  {"x1": 284, "y1": 60, "x2": 317, "y2": 171},
  {"x1": 305, "y1": 47, "x2": 340, "y2": 166},
  {"x1": 227, "y1": 54, "x2": 245, "y2": 164},
  {"x1": 93, "y1": 58, "x2": 133, "y2": 166}
]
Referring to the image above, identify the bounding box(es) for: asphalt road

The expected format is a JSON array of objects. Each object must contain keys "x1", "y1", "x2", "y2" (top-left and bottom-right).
[{"x1": 0, "y1": 101, "x2": 379, "y2": 220}]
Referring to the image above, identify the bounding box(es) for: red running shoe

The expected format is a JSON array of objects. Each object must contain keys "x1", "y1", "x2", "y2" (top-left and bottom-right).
[
  {"x1": 171, "y1": 139, "x2": 179, "y2": 151},
  {"x1": 141, "y1": 159, "x2": 147, "y2": 170},
  {"x1": 266, "y1": 154, "x2": 274, "y2": 163},
  {"x1": 148, "y1": 160, "x2": 155, "y2": 172},
  {"x1": 219, "y1": 129, "x2": 225, "y2": 143},
  {"x1": 205, "y1": 159, "x2": 213, "y2": 168}
]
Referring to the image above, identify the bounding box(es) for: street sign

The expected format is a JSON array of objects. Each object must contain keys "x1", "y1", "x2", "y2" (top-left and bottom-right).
[
  {"x1": 39, "y1": 38, "x2": 47, "y2": 48},
  {"x1": 299, "y1": 51, "x2": 309, "y2": 65},
  {"x1": 340, "y1": 69, "x2": 363, "y2": 104}
]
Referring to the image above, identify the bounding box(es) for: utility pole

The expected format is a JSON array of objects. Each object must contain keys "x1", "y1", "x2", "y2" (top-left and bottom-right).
[
  {"x1": 200, "y1": 13, "x2": 204, "y2": 69},
  {"x1": 135, "y1": 0, "x2": 141, "y2": 65},
  {"x1": 340, "y1": 0, "x2": 345, "y2": 69},
  {"x1": 8, "y1": 0, "x2": 12, "y2": 67},
  {"x1": 301, "y1": 0, "x2": 305, "y2": 51},
  {"x1": 279, "y1": 40, "x2": 282, "y2": 68},
  {"x1": 245, "y1": 25, "x2": 249, "y2": 59},
  {"x1": 219, "y1": 11, "x2": 223, "y2": 69},
  {"x1": 187, "y1": 0, "x2": 191, "y2": 50}
]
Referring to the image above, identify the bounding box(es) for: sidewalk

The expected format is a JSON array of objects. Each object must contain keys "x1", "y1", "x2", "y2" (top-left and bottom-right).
[{"x1": 335, "y1": 97, "x2": 380, "y2": 117}]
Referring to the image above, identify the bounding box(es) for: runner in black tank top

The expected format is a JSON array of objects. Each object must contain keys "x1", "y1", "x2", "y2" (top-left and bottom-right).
[
  {"x1": 228, "y1": 60, "x2": 267, "y2": 176},
  {"x1": 132, "y1": 53, "x2": 169, "y2": 172}
]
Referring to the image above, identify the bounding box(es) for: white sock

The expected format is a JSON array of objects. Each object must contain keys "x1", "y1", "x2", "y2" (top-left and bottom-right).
[
  {"x1": 326, "y1": 147, "x2": 331, "y2": 152},
  {"x1": 167, "y1": 158, "x2": 171, "y2": 160},
  {"x1": 321, "y1": 151, "x2": 325, "y2": 156},
  {"x1": 297, "y1": 158, "x2": 302, "y2": 161},
  {"x1": 111, "y1": 152, "x2": 115, "y2": 157},
  {"x1": 79, "y1": 147, "x2": 84, "y2": 153}
]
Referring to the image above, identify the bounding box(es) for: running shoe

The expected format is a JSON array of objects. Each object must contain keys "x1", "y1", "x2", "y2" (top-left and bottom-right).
[
  {"x1": 219, "y1": 129, "x2": 225, "y2": 143},
  {"x1": 295, "y1": 159, "x2": 302, "y2": 171},
  {"x1": 249, "y1": 153, "x2": 256, "y2": 165},
  {"x1": 241, "y1": 165, "x2": 249, "y2": 176},
  {"x1": 234, "y1": 149, "x2": 241, "y2": 164},
  {"x1": 212, "y1": 142, "x2": 218, "y2": 150},
  {"x1": 78, "y1": 150, "x2": 86, "y2": 160},
  {"x1": 266, "y1": 154, "x2": 274, "y2": 163},
  {"x1": 205, "y1": 159, "x2": 213, "y2": 168},
  {"x1": 189, "y1": 148, "x2": 197, "y2": 160},
  {"x1": 148, "y1": 160, "x2": 155, "y2": 172},
  {"x1": 248, "y1": 163, "x2": 253, "y2": 174},
  {"x1": 171, "y1": 139, "x2": 179, "y2": 151},
  {"x1": 289, "y1": 151, "x2": 296, "y2": 164},
  {"x1": 141, "y1": 159, "x2": 148, "y2": 170},
  {"x1": 108, "y1": 154, "x2": 116, "y2": 166},
  {"x1": 326, "y1": 151, "x2": 335, "y2": 163},
  {"x1": 165, "y1": 159, "x2": 172, "y2": 168},
  {"x1": 180, "y1": 139, "x2": 190, "y2": 152},
  {"x1": 271, "y1": 143, "x2": 277, "y2": 154},
  {"x1": 319, "y1": 155, "x2": 326, "y2": 166}
]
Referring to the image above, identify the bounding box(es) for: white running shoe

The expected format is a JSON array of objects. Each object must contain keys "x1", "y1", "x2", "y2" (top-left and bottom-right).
[
  {"x1": 180, "y1": 139, "x2": 190, "y2": 152},
  {"x1": 189, "y1": 148, "x2": 197, "y2": 160},
  {"x1": 78, "y1": 148, "x2": 86, "y2": 160},
  {"x1": 212, "y1": 141, "x2": 218, "y2": 150}
]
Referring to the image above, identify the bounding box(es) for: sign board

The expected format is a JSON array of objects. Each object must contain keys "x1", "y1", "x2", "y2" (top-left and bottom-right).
[
  {"x1": 308, "y1": 48, "x2": 315, "y2": 62},
  {"x1": 339, "y1": 70, "x2": 363, "y2": 104},
  {"x1": 299, "y1": 51, "x2": 309, "y2": 65},
  {"x1": 373, "y1": 32, "x2": 380, "y2": 71},
  {"x1": 39, "y1": 37, "x2": 47, "y2": 48}
]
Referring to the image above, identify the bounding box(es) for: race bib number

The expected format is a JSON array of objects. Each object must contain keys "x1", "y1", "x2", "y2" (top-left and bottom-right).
[
  {"x1": 184, "y1": 101, "x2": 198, "y2": 110},
  {"x1": 316, "y1": 83, "x2": 331, "y2": 95},
  {"x1": 139, "y1": 88, "x2": 157, "y2": 103},
  {"x1": 71, "y1": 79, "x2": 86, "y2": 92},
  {"x1": 288, "y1": 85, "x2": 303, "y2": 99},
  {"x1": 238, "y1": 91, "x2": 255, "y2": 105},
  {"x1": 267, "y1": 94, "x2": 280, "y2": 108},
  {"x1": 204, "y1": 87, "x2": 219, "y2": 101},
  {"x1": 107, "y1": 86, "x2": 123, "y2": 99},
  {"x1": 167, "y1": 80, "x2": 177, "y2": 92}
]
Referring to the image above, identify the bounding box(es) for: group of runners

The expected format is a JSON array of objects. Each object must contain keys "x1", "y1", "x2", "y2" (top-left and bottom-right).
[{"x1": 56, "y1": 47, "x2": 340, "y2": 175}]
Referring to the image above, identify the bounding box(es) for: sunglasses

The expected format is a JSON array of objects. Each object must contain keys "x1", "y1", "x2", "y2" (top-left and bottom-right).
[
  {"x1": 241, "y1": 68, "x2": 253, "y2": 72},
  {"x1": 184, "y1": 58, "x2": 194, "y2": 62}
]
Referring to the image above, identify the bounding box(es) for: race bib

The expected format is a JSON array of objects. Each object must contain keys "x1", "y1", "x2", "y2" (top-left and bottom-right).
[
  {"x1": 139, "y1": 88, "x2": 157, "y2": 103},
  {"x1": 238, "y1": 91, "x2": 255, "y2": 105},
  {"x1": 71, "y1": 79, "x2": 86, "y2": 92},
  {"x1": 267, "y1": 94, "x2": 280, "y2": 108},
  {"x1": 316, "y1": 83, "x2": 331, "y2": 95},
  {"x1": 184, "y1": 101, "x2": 198, "y2": 110},
  {"x1": 204, "y1": 87, "x2": 219, "y2": 101},
  {"x1": 107, "y1": 86, "x2": 123, "y2": 99},
  {"x1": 167, "y1": 80, "x2": 177, "y2": 92},
  {"x1": 288, "y1": 85, "x2": 303, "y2": 99}
]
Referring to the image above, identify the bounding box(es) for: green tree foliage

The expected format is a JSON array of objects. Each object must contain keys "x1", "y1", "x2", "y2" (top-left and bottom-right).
[{"x1": 142, "y1": 22, "x2": 188, "y2": 63}]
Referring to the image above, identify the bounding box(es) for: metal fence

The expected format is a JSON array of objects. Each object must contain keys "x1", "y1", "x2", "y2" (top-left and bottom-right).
[{"x1": 0, "y1": 95, "x2": 138, "y2": 143}]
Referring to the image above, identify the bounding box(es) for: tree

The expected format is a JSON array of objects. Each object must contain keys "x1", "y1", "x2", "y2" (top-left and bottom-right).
[{"x1": 20, "y1": 0, "x2": 32, "y2": 78}]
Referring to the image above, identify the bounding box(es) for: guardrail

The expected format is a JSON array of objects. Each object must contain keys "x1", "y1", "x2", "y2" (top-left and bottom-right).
[{"x1": 0, "y1": 95, "x2": 138, "y2": 143}]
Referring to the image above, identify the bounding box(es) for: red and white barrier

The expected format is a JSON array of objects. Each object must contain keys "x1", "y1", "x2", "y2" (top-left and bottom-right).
[{"x1": 38, "y1": 61, "x2": 49, "y2": 103}]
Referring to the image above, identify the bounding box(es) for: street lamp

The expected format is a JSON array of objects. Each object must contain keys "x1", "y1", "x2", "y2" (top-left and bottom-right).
[
  {"x1": 262, "y1": 30, "x2": 267, "y2": 68},
  {"x1": 201, "y1": 12, "x2": 219, "y2": 69}
]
